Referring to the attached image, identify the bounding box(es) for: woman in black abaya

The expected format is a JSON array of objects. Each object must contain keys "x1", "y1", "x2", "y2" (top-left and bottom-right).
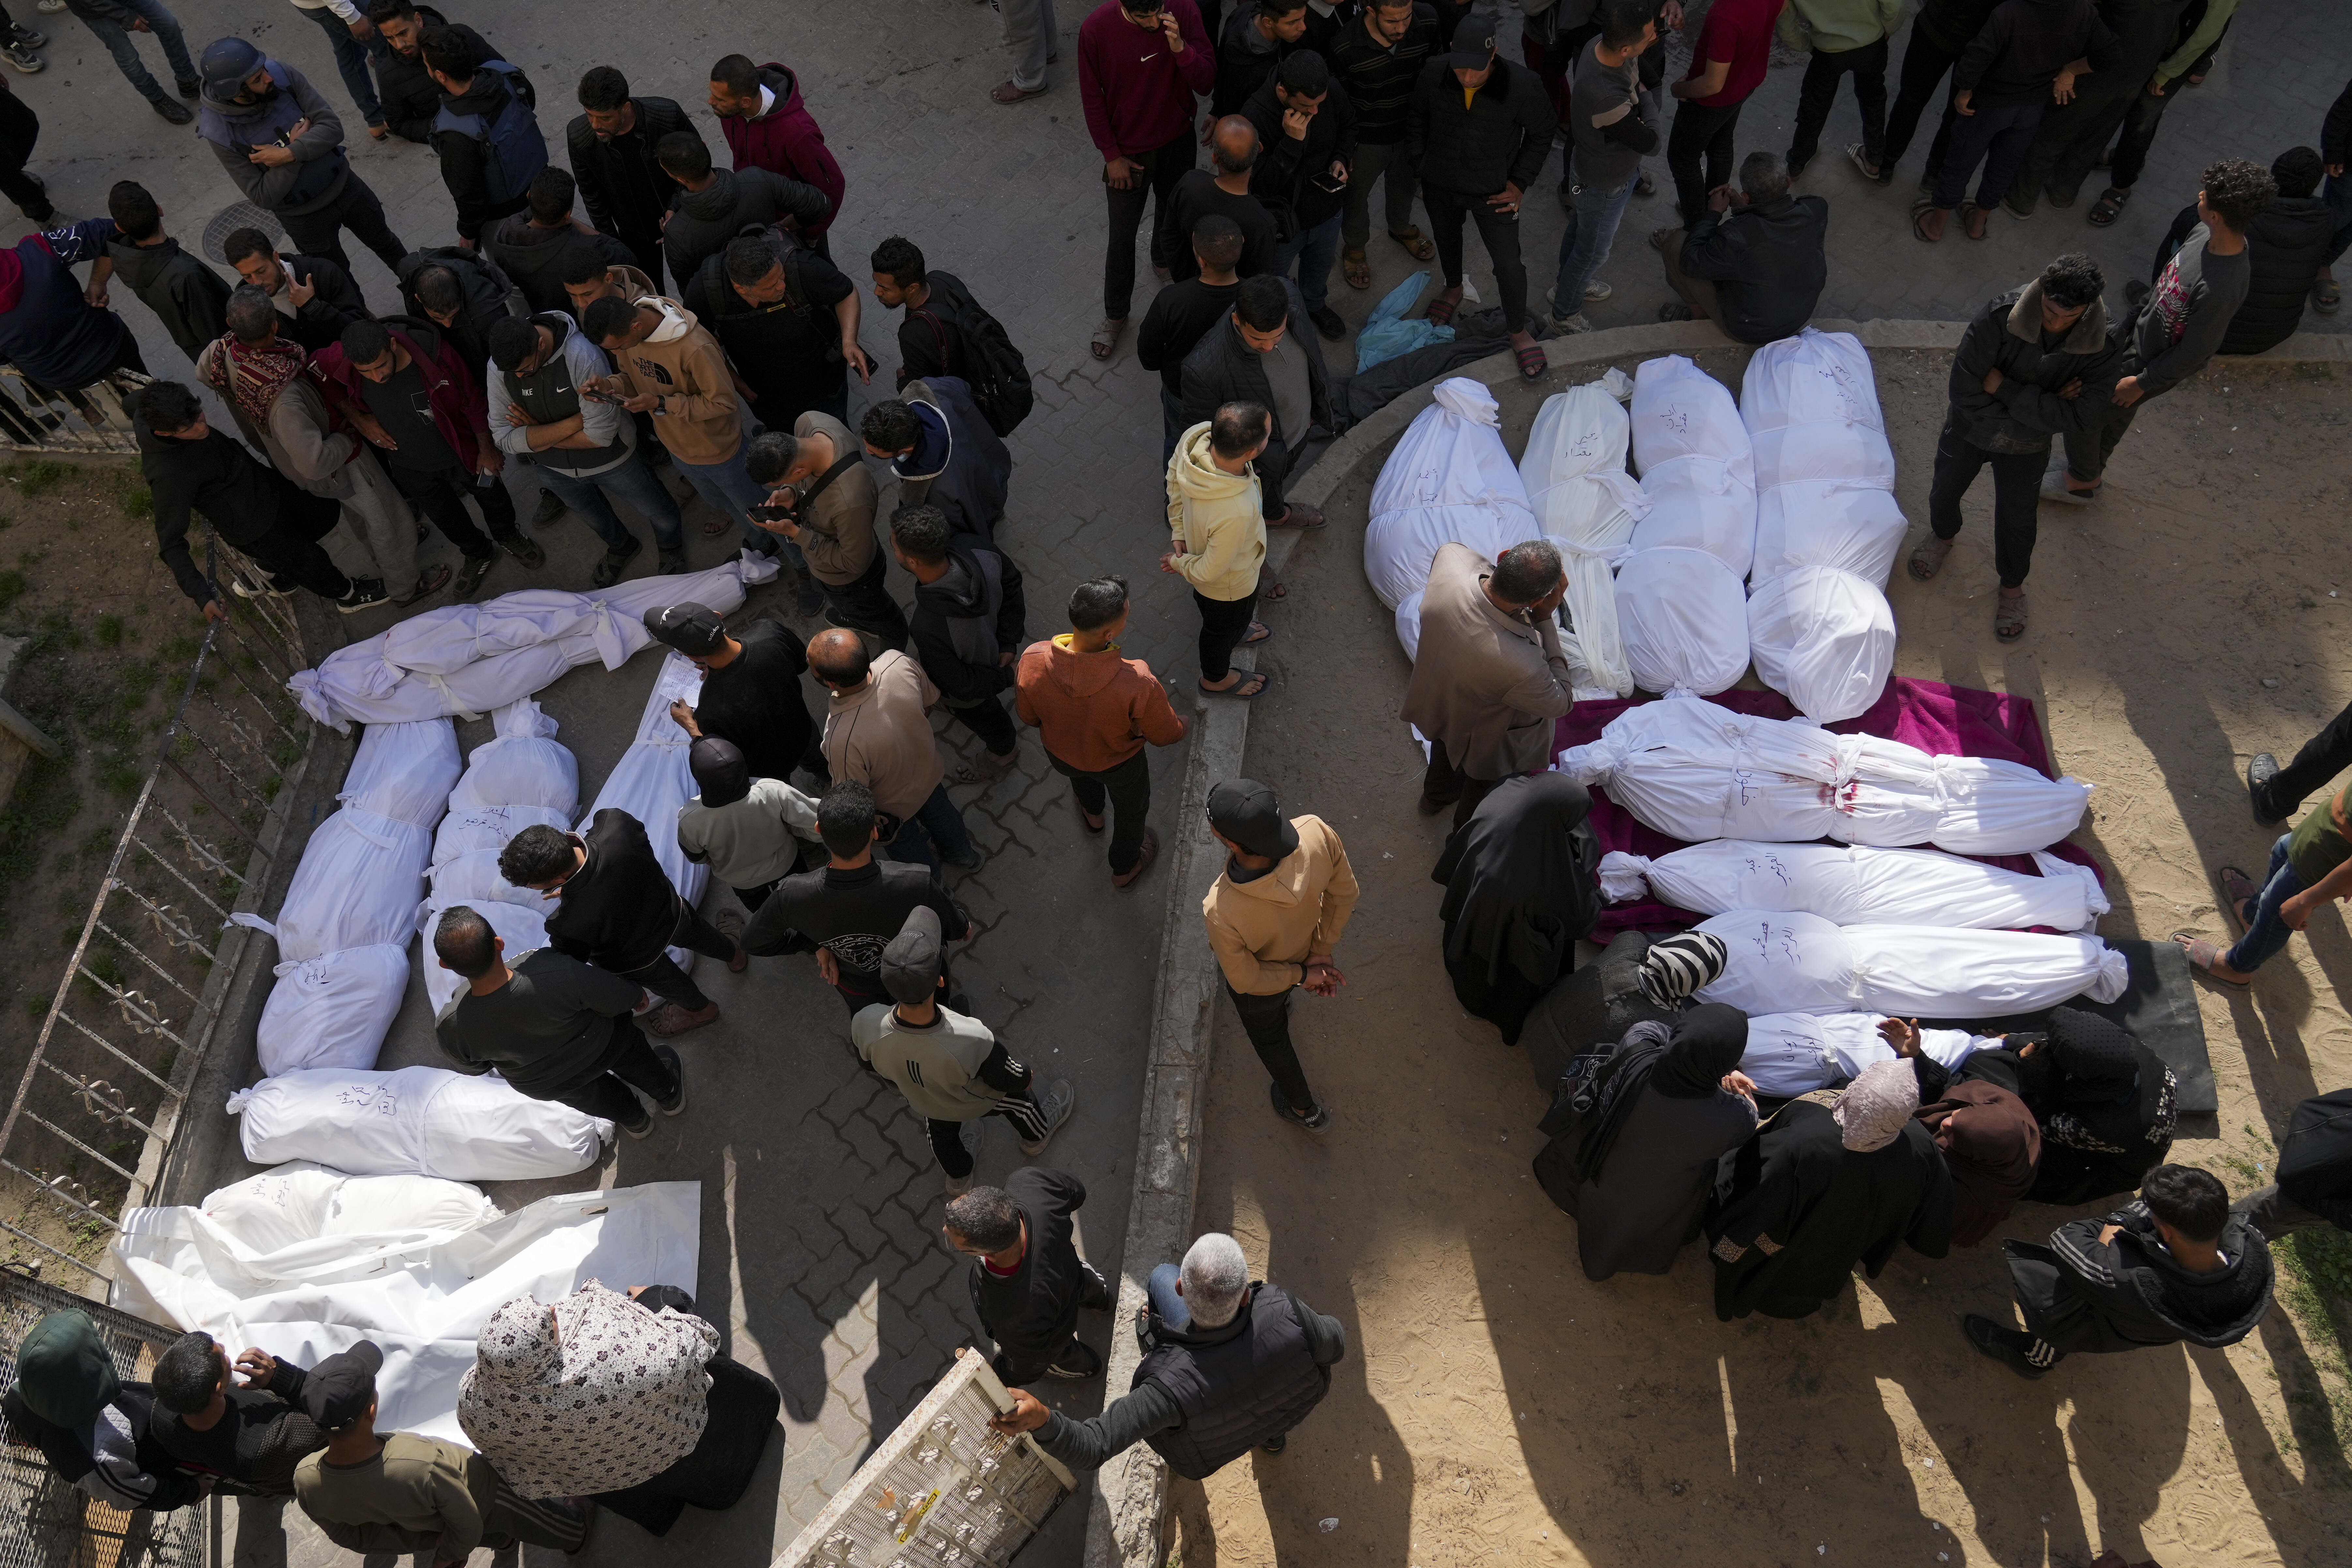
[{"x1": 1431, "y1": 775, "x2": 1601, "y2": 1045}]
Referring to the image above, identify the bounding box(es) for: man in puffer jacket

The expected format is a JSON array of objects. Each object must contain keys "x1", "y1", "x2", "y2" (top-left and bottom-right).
[
  {"x1": 1907, "y1": 251, "x2": 2122, "y2": 643},
  {"x1": 656, "y1": 132, "x2": 832, "y2": 292},
  {"x1": 1164, "y1": 402, "x2": 1273, "y2": 703},
  {"x1": 419, "y1": 25, "x2": 540, "y2": 245},
  {"x1": 892, "y1": 504, "x2": 1028, "y2": 778},
  {"x1": 194, "y1": 37, "x2": 405, "y2": 274},
  {"x1": 2153, "y1": 146, "x2": 2335, "y2": 355}
]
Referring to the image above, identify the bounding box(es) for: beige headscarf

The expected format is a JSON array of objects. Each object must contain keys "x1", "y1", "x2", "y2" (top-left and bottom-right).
[
  {"x1": 1831, "y1": 1058, "x2": 1920, "y2": 1153},
  {"x1": 456, "y1": 1280, "x2": 718, "y2": 1499}
]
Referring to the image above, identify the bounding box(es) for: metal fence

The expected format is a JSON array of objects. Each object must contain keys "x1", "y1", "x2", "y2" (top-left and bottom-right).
[
  {"x1": 0, "y1": 542, "x2": 320, "y2": 1286},
  {"x1": 0, "y1": 370, "x2": 144, "y2": 457},
  {"x1": 0, "y1": 1269, "x2": 210, "y2": 1568}
]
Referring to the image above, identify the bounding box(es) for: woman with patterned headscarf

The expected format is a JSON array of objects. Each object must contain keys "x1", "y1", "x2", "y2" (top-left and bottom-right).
[
  {"x1": 1705, "y1": 1056, "x2": 1955, "y2": 1321},
  {"x1": 458, "y1": 1281, "x2": 781, "y2": 1536}
]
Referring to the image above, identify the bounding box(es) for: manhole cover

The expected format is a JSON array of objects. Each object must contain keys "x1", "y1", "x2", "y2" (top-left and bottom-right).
[{"x1": 201, "y1": 201, "x2": 286, "y2": 265}]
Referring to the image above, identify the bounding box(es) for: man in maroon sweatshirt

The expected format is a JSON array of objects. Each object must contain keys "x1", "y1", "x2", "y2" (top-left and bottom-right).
[
  {"x1": 708, "y1": 53, "x2": 848, "y2": 257},
  {"x1": 1079, "y1": 0, "x2": 1217, "y2": 361}
]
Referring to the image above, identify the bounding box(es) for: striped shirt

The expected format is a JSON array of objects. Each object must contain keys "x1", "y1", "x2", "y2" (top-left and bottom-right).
[{"x1": 1330, "y1": 3, "x2": 1440, "y2": 145}]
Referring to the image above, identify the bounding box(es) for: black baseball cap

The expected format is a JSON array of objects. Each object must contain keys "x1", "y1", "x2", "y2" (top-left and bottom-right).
[
  {"x1": 1443, "y1": 33, "x2": 1499, "y2": 68},
  {"x1": 300, "y1": 1342, "x2": 383, "y2": 1430},
  {"x1": 643, "y1": 603, "x2": 726, "y2": 656},
  {"x1": 1206, "y1": 778, "x2": 1299, "y2": 860}
]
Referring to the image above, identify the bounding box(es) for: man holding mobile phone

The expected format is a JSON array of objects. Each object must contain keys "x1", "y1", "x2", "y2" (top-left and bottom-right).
[
  {"x1": 1077, "y1": 0, "x2": 1216, "y2": 361},
  {"x1": 1241, "y1": 50, "x2": 1357, "y2": 339}
]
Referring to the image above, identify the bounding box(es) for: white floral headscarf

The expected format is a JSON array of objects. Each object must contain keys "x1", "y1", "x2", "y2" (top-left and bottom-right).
[
  {"x1": 1832, "y1": 1058, "x2": 1920, "y2": 1153},
  {"x1": 456, "y1": 1280, "x2": 718, "y2": 1499}
]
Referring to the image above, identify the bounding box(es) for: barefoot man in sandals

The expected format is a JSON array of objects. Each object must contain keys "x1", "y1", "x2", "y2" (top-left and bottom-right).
[{"x1": 2182, "y1": 783, "x2": 2352, "y2": 988}]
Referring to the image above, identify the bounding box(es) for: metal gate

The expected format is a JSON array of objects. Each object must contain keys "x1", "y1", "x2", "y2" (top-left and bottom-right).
[{"x1": 0, "y1": 371, "x2": 144, "y2": 457}]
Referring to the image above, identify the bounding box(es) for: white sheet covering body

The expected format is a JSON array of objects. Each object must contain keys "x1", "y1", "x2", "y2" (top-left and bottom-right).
[
  {"x1": 1750, "y1": 481, "x2": 1908, "y2": 587},
  {"x1": 419, "y1": 699, "x2": 579, "y2": 1011},
  {"x1": 1739, "y1": 328, "x2": 1897, "y2": 490},
  {"x1": 1628, "y1": 354, "x2": 1756, "y2": 577},
  {"x1": 228, "y1": 1065, "x2": 610, "y2": 1180},
  {"x1": 1691, "y1": 909, "x2": 2128, "y2": 1017},
  {"x1": 1738, "y1": 1013, "x2": 1991, "y2": 1097},
  {"x1": 1612, "y1": 548, "x2": 1751, "y2": 697},
  {"x1": 197, "y1": 1163, "x2": 501, "y2": 1254},
  {"x1": 289, "y1": 554, "x2": 780, "y2": 727},
  {"x1": 1597, "y1": 840, "x2": 2108, "y2": 931},
  {"x1": 1519, "y1": 381, "x2": 1648, "y2": 697},
  {"x1": 1558, "y1": 694, "x2": 2092, "y2": 854},
  {"x1": 1365, "y1": 378, "x2": 1541, "y2": 654},
  {"x1": 112, "y1": 1181, "x2": 699, "y2": 1447},
  {"x1": 577, "y1": 652, "x2": 707, "y2": 970},
  {"x1": 1746, "y1": 565, "x2": 1895, "y2": 723}
]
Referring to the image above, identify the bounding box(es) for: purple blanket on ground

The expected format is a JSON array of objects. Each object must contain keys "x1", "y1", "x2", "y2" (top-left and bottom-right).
[{"x1": 1556, "y1": 678, "x2": 2106, "y2": 937}]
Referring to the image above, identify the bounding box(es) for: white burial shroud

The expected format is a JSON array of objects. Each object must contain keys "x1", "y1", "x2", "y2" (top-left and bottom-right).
[
  {"x1": 228, "y1": 1066, "x2": 610, "y2": 1181},
  {"x1": 1598, "y1": 839, "x2": 2108, "y2": 932},
  {"x1": 1628, "y1": 353, "x2": 1756, "y2": 578},
  {"x1": 1364, "y1": 377, "x2": 1540, "y2": 657},
  {"x1": 112, "y1": 1174, "x2": 699, "y2": 1447},
  {"x1": 1556, "y1": 694, "x2": 2092, "y2": 855},
  {"x1": 1736, "y1": 1013, "x2": 1994, "y2": 1098},
  {"x1": 1691, "y1": 909, "x2": 2129, "y2": 1018},
  {"x1": 1746, "y1": 564, "x2": 1896, "y2": 724},
  {"x1": 1518, "y1": 378, "x2": 1648, "y2": 698},
  {"x1": 1613, "y1": 547, "x2": 1751, "y2": 697}
]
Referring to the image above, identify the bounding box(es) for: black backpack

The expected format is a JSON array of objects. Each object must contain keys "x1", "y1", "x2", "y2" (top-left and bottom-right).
[
  {"x1": 911, "y1": 274, "x2": 1034, "y2": 438},
  {"x1": 702, "y1": 226, "x2": 851, "y2": 371}
]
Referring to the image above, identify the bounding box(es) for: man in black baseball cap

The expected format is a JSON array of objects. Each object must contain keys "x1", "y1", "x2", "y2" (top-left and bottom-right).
[
  {"x1": 645, "y1": 602, "x2": 825, "y2": 879},
  {"x1": 292, "y1": 1340, "x2": 590, "y2": 1556},
  {"x1": 1199, "y1": 778, "x2": 1359, "y2": 1130}
]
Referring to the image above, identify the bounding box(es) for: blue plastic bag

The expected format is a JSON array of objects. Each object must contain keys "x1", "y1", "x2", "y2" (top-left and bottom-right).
[{"x1": 1355, "y1": 270, "x2": 1455, "y2": 374}]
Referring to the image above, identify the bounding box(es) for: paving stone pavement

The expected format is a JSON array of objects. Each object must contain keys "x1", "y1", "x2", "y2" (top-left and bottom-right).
[{"x1": 11, "y1": 3, "x2": 2344, "y2": 1565}]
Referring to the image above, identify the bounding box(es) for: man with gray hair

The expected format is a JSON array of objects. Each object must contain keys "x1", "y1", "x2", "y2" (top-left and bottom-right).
[
  {"x1": 1400, "y1": 538, "x2": 1573, "y2": 825},
  {"x1": 989, "y1": 1230, "x2": 1345, "y2": 1473},
  {"x1": 1654, "y1": 150, "x2": 1829, "y2": 345}
]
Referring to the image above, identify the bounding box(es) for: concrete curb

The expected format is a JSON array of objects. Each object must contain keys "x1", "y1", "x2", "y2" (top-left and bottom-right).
[{"x1": 1076, "y1": 311, "x2": 2352, "y2": 1568}]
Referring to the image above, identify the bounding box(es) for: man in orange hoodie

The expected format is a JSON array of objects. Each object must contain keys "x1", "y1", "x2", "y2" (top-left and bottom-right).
[{"x1": 1014, "y1": 576, "x2": 1189, "y2": 888}]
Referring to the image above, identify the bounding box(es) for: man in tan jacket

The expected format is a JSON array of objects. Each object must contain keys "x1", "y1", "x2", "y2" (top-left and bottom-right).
[
  {"x1": 1200, "y1": 778, "x2": 1359, "y2": 1131},
  {"x1": 745, "y1": 418, "x2": 910, "y2": 649},
  {"x1": 810, "y1": 628, "x2": 983, "y2": 876},
  {"x1": 1400, "y1": 539, "x2": 1573, "y2": 827}
]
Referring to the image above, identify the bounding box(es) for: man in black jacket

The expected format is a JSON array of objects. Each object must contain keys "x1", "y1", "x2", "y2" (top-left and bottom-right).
[
  {"x1": 869, "y1": 234, "x2": 995, "y2": 391},
  {"x1": 1407, "y1": 29, "x2": 1553, "y2": 369},
  {"x1": 499, "y1": 816, "x2": 744, "y2": 1037},
  {"x1": 1656, "y1": 152, "x2": 1827, "y2": 344},
  {"x1": 568, "y1": 66, "x2": 703, "y2": 292},
  {"x1": 741, "y1": 781, "x2": 974, "y2": 1018},
  {"x1": 1181, "y1": 274, "x2": 1339, "y2": 528},
  {"x1": 431, "y1": 906, "x2": 684, "y2": 1138},
  {"x1": 692, "y1": 230, "x2": 866, "y2": 426},
  {"x1": 1164, "y1": 116, "x2": 1280, "y2": 283},
  {"x1": 1908, "y1": 251, "x2": 2120, "y2": 643},
  {"x1": 147, "y1": 1333, "x2": 327, "y2": 1495},
  {"x1": 396, "y1": 244, "x2": 516, "y2": 384},
  {"x1": 2153, "y1": 146, "x2": 2333, "y2": 356},
  {"x1": 133, "y1": 381, "x2": 356, "y2": 621},
  {"x1": 1333, "y1": 0, "x2": 1444, "y2": 284},
  {"x1": 1965, "y1": 1164, "x2": 2271, "y2": 1379},
  {"x1": 481, "y1": 167, "x2": 633, "y2": 316},
  {"x1": 1244, "y1": 52, "x2": 1358, "y2": 340},
  {"x1": 103, "y1": 181, "x2": 231, "y2": 361},
  {"x1": 5, "y1": 1312, "x2": 205, "y2": 1513},
  {"x1": 658, "y1": 132, "x2": 832, "y2": 293},
  {"x1": 1139, "y1": 216, "x2": 1246, "y2": 459},
  {"x1": 891, "y1": 504, "x2": 1026, "y2": 775},
  {"x1": 944, "y1": 1171, "x2": 1113, "y2": 1384},
  {"x1": 419, "y1": 26, "x2": 540, "y2": 246},
  {"x1": 1213, "y1": 0, "x2": 1308, "y2": 117},
  {"x1": 990, "y1": 1230, "x2": 1345, "y2": 1471},
  {"x1": 365, "y1": 0, "x2": 470, "y2": 144},
  {"x1": 224, "y1": 227, "x2": 370, "y2": 353}
]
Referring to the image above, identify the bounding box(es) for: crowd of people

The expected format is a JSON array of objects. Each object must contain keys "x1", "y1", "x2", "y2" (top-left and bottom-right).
[{"x1": 2, "y1": 0, "x2": 2351, "y2": 1538}]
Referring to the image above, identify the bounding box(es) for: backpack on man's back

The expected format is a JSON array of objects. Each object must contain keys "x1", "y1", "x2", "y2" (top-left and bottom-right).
[
  {"x1": 911, "y1": 273, "x2": 1034, "y2": 438},
  {"x1": 433, "y1": 60, "x2": 548, "y2": 207}
]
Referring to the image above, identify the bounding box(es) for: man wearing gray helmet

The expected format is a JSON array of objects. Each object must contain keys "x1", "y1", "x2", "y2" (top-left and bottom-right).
[{"x1": 194, "y1": 36, "x2": 406, "y2": 274}]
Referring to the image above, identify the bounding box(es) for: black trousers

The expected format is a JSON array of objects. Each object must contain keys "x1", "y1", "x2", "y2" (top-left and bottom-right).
[
  {"x1": 2013, "y1": 84, "x2": 2139, "y2": 207},
  {"x1": 1104, "y1": 130, "x2": 1197, "y2": 319},
  {"x1": 612, "y1": 902, "x2": 736, "y2": 1014},
  {"x1": 383, "y1": 459, "x2": 519, "y2": 560},
  {"x1": 1226, "y1": 984, "x2": 1317, "y2": 1114},
  {"x1": 551, "y1": 1015, "x2": 681, "y2": 1127},
  {"x1": 1255, "y1": 433, "x2": 1296, "y2": 520},
  {"x1": 1789, "y1": 38, "x2": 1889, "y2": 173},
  {"x1": 1927, "y1": 420, "x2": 2046, "y2": 588},
  {"x1": 945, "y1": 692, "x2": 1018, "y2": 756},
  {"x1": 1667, "y1": 98, "x2": 1743, "y2": 229},
  {"x1": 2252, "y1": 705, "x2": 2352, "y2": 822},
  {"x1": 2105, "y1": 84, "x2": 2174, "y2": 191},
  {"x1": 1422, "y1": 183, "x2": 1529, "y2": 333},
  {"x1": 731, "y1": 877, "x2": 783, "y2": 912},
  {"x1": 1882, "y1": 28, "x2": 1962, "y2": 172},
  {"x1": 1420, "y1": 746, "x2": 1501, "y2": 831},
  {"x1": 820, "y1": 543, "x2": 911, "y2": 651},
  {"x1": 250, "y1": 489, "x2": 354, "y2": 600},
  {"x1": 927, "y1": 1094, "x2": 1050, "y2": 1179},
  {"x1": 1194, "y1": 587, "x2": 1259, "y2": 683},
  {"x1": 615, "y1": 222, "x2": 668, "y2": 294},
  {"x1": 2060, "y1": 373, "x2": 2146, "y2": 485},
  {"x1": 0, "y1": 83, "x2": 45, "y2": 219},
  {"x1": 279, "y1": 175, "x2": 407, "y2": 276},
  {"x1": 1049, "y1": 747, "x2": 1153, "y2": 875}
]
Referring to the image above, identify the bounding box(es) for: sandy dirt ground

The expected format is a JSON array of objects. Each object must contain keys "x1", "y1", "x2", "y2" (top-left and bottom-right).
[{"x1": 1171, "y1": 350, "x2": 2352, "y2": 1568}]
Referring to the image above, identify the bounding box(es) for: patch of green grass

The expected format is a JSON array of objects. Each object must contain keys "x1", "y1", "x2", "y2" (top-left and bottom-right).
[
  {"x1": 35, "y1": 611, "x2": 79, "y2": 652},
  {"x1": 5, "y1": 460, "x2": 72, "y2": 497},
  {"x1": 0, "y1": 746, "x2": 79, "y2": 893},
  {"x1": 94, "y1": 614, "x2": 123, "y2": 648},
  {"x1": 108, "y1": 471, "x2": 152, "y2": 520},
  {"x1": 0, "y1": 568, "x2": 22, "y2": 615}
]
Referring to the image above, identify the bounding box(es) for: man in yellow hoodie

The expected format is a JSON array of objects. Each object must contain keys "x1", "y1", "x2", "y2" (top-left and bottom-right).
[
  {"x1": 1163, "y1": 400, "x2": 1275, "y2": 701},
  {"x1": 1200, "y1": 777, "x2": 1358, "y2": 1130},
  {"x1": 581, "y1": 291, "x2": 779, "y2": 566}
]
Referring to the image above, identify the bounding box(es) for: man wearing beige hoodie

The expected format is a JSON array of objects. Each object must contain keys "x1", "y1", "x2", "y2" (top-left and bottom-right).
[
  {"x1": 581, "y1": 292, "x2": 777, "y2": 564},
  {"x1": 1163, "y1": 400, "x2": 1276, "y2": 701},
  {"x1": 1016, "y1": 576, "x2": 1189, "y2": 887}
]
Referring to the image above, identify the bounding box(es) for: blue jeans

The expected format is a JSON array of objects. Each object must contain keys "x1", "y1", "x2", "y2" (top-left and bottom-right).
[
  {"x1": 1932, "y1": 99, "x2": 2043, "y2": 211},
  {"x1": 1275, "y1": 211, "x2": 1344, "y2": 313},
  {"x1": 885, "y1": 783, "x2": 980, "y2": 874},
  {"x1": 1147, "y1": 1263, "x2": 1190, "y2": 1330},
  {"x1": 301, "y1": 3, "x2": 391, "y2": 127},
  {"x1": 674, "y1": 444, "x2": 795, "y2": 555},
  {"x1": 74, "y1": 0, "x2": 197, "y2": 103},
  {"x1": 2224, "y1": 833, "x2": 2309, "y2": 974},
  {"x1": 536, "y1": 452, "x2": 685, "y2": 553},
  {"x1": 1552, "y1": 167, "x2": 1636, "y2": 324}
]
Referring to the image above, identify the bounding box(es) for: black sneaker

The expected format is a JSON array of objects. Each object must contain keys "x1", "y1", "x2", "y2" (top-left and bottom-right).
[
  {"x1": 618, "y1": 1106, "x2": 655, "y2": 1140},
  {"x1": 150, "y1": 95, "x2": 193, "y2": 125},
  {"x1": 2247, "y1": 753, "x2": 2285, "y2": 825},
  {"x1": 1043, "y1": 1340, "x2": 1102, "y2": 1380},
  {"x1": 531, "y1": 490, "x2": 567, "y2": 529},
  {"x1": 652, "y1": 1044, "x2": 687, "y2": 1115},
  {"x1": 8, "y1": 24, "x2": 48, "y2": 48},
  {"x1": 1269, "y1": 1079, "x2": 1331, "y2": 1131},
  {"x1": 1962, "y1": 1314, "x2": 2049, "y2": 1380},
  {"x1": 592, "y1": 534, "x2": 643, "y2": 587},
  {"x1": 334, "y1": 578, "x2": 388, "y2": 614},
  {"x1": 1309, "y1": 307, "x2": 1346, "y2": 341},
  {"x1": 1079, "y1": 1261, "x2": 1111, "y2": 1312},
  {"x1": 176, "y1": 78, "x2": 202, "y2": 99},
  {"x1": 498, "y1": 532, "x2": 546, "y2": 569},
  {"x1": 454, "y1": 553, "x2": 495, "y2": 597},
  {"x1": 657, "y1": 547, "x2": 690, "y2": 575}
]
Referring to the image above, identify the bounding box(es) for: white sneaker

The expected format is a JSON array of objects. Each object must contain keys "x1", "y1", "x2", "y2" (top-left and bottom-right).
[
  {"x1": 1019, "y1": 1079, "x2": 1075, "y2": 1155},
  {"x1": 1583, "y1": 279, "x2": 1613, "y2": 303},
  {"x1": 1547, "y1": 311, "x2": 1594, "y2": 334}
]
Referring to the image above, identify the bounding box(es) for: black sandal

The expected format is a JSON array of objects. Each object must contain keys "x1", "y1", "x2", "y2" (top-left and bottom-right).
[{"x1": 2086, "y1": 186, "x2": 2130, "y2": 227}]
